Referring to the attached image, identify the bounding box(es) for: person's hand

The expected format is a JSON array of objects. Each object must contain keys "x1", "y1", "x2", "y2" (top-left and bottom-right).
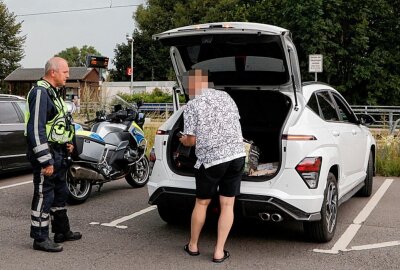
[
  {"x1": 179, "y1": 135, "x2": 187, "y2": 145},
  {"x1": 66, "y1": 143, "x2": 74, "y2": 154},
  {"x1": 179, "y1": 134, "x2": 196, "y2": 147},
  {"x1": 41, "y1": 165, "x2": 54, "y2": 177}
]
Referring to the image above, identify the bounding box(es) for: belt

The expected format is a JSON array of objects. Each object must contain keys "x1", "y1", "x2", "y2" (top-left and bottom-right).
[{"x1": 48, "y1": 142, "x2": 67, "y2": 152}]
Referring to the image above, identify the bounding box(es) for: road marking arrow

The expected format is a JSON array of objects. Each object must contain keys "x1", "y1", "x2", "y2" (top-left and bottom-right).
[{"x1": 90, "y1": 205, "x2": 157, "y2": 229}]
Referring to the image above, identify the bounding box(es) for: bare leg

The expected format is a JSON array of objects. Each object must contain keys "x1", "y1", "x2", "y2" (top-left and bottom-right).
[
  {"x1": 189, "y1": 198, "x2": 211, "y2": 252},
  {"x1": 214, "y1": 195, "x2": 235, "y2": 259}
]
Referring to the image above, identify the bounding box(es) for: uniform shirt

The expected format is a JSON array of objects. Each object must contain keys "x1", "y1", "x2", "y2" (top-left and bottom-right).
[
  {"x1": 183, "y1": 88, "x2": 245, "y2": 169},
  {"x1": 26, "y1": 81, "x2": 60, "y2": 168}
]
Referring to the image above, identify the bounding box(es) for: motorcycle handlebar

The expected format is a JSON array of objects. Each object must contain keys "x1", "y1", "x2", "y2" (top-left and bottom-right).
[{"x1": 84, "y1": 119, "x2": 96, "y2": 124}]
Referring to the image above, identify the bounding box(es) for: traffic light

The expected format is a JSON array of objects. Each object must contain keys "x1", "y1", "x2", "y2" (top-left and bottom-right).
[
  {"x1": 126, "y1": 67, "x2": 135, "y2": 76},
  {"x1": 86, "y1": 55, "x2": 109, "y2": 68}
]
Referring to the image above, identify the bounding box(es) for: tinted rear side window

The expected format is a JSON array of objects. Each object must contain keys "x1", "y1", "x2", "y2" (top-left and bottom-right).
[
  {"x1": 0, "y1": 102, "x2": 20, "y2": 123},
  {"x1": 316, "y1": 92, "x2": 339, "y2": 121},
  {"x1": 331, "y1": 94, "x2": 356, "y2": 123}
]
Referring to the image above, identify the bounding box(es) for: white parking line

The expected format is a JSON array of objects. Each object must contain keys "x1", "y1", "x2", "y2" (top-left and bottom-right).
[
  {"x1": 349, "y1": 241, "x2": 400, "y2": 251},
  {"x1": 0, "y1": 181, "x2": 31, "y2": 190},
  {"x1": 91, "y1": 205, "x2": 158, "y2": 229},
  {"x1": 314, "y1": 178, "x2": 394, "y2": 254}
]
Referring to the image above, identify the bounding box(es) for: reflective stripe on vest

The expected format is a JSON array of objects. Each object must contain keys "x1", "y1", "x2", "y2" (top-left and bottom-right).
[{"x1": 25, "y1": 81, "x2": 74, "y2": 144}]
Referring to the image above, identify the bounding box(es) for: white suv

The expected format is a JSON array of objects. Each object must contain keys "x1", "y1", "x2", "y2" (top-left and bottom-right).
[{"x1": 147, "y1": 22, "x2": 376, "y2": 242}]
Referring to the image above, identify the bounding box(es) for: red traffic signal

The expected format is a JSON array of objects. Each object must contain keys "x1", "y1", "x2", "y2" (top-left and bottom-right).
[{"x1": 126, "y1": 67, "x2": 135, "y2": 76}]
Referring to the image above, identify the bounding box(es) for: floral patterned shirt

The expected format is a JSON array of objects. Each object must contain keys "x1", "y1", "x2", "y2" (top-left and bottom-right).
[{"x1": 183, "y1": 88, "x2": 246, "y2": 169}]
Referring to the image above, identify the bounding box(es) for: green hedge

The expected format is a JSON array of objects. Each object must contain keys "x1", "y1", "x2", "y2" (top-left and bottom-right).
[{"x1": 117, "y1": 88, "x2": 185, "y2": 104}]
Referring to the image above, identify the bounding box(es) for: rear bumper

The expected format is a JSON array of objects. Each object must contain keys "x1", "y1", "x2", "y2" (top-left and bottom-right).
[{"x1": 149, "y1": 187, "x2": 321, "y2": 221}]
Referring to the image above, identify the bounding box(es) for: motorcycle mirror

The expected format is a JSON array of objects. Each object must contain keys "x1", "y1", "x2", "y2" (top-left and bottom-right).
[{"x1": 114, "y1": 104, "x2": 123, "y2": 112}]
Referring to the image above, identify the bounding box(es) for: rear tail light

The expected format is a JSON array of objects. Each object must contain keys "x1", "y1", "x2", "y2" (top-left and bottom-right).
[
  {"x1": 156, "y1": 129, "x2": 167, "y2": 135},
  {"x1": 149, "y1": 147, "x2": 156, "y2": 162},
  {"x1": 295, "y1": 157, "x2": 322, "y2": 189},
  {"x1": 282, "y1": 134, "x2": 317, "y2": 140}
]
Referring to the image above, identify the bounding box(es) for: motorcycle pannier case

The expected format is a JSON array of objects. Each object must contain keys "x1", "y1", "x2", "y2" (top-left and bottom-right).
[{"x1": 74, "y1": 131, "x2": 106, "y2": 162}]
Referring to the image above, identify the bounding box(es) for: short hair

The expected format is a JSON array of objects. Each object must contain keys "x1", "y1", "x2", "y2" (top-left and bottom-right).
[
  {"x1": 181, "y1": 69, "x2": 209, "y2": 89},
  {"x1": 44, "y1": 57, "x2": 67, "y2": 75}
]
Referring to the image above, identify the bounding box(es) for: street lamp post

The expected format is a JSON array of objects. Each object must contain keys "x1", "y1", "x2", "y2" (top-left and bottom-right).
[{"x1": 126, "y1": 34, "x2": 134, "y2": 95}]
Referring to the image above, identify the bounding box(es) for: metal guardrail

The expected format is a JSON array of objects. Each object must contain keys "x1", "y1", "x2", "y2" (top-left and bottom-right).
[
  {"x1": 139, "y1": 103, "x2": 175, "y2": 112},
  {"x1": 351, "y1": 105, "x2": 400, "y2": 133},
  {"x1": 83, "y1": 102, "x2": 400, "y2": 133}
]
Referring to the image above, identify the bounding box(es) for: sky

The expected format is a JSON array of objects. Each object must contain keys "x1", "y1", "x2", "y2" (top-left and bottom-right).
[{"x1": 3, "y1": 0, "x2": 146, "y2": 68}]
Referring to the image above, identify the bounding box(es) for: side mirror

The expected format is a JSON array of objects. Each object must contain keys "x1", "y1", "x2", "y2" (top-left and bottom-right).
[
  {"x1": 358, "y1": 114, "x2": 375, "y2": 126},
  {"x1": 136, "y1": 100, "x2": 143, "y2": 108},
  {"x1": 114, "y1": 104, "x2": 122, "y2": 112}
]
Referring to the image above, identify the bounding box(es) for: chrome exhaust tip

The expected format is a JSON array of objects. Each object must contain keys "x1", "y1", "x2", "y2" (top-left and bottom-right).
[
  {"x1": 271, "y1": 213, "x2": 283, "y2": 222},
  {"x1": 259, "y1": 212, "x2": 271, "y2": 221}
]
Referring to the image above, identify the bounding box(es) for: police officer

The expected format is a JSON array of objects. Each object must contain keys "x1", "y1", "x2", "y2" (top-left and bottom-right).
[{"x1": 25, "y1": 57, "x2": 82, "y2": 252}]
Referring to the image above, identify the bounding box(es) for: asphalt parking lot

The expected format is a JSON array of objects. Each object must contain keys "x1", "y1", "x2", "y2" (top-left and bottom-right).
[{"x1": 0, "y1": 173, "x2": 399, "y2": 270}]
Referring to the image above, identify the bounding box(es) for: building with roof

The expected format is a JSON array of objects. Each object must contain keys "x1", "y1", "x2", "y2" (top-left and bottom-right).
[{"x1": 4, "y1": 67, "x2": 101, "y2": 101}]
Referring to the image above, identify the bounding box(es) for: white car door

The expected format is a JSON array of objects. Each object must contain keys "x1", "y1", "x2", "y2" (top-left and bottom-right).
[
  {"x1": 314, "y1": 91, "x2": 356, "y2": 186},
  {"x1": 331, "y1": 93, "x2": 368, "y2": 177}
]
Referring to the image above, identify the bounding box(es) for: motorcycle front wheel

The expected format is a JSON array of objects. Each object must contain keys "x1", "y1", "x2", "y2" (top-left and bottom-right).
[
  {"x1": 125, "y1": 156, "x2": 150, "y2": 188},
  {"x1": 66, "y1": 172, "x2": 92, "y2": 205}
]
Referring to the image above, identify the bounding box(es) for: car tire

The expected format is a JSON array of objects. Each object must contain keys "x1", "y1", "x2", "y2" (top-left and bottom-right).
[
  {"x1": 157, "y1": 203, "x2": 190, "y2": 225},
  {"x1": 125, "y1": 156, "x2": 150, "y2": 188},
  {"x1": 66, "y1": 172, "x2": 92, "y2": 205},
  {"x1": 304, "y1": 172, "x2": 338, "y2": 243},
  {"x1": 357, "y1": 152, "x2": 373, "y2": 197}
]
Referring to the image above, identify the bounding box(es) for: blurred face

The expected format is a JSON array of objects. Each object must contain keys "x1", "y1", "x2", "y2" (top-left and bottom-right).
[
  {"x1": 52, "y1": 60, "x2": 69, "y2": 87},
  {"x1": 187, "y1": 69, "x2": 209, "y2": 98}
]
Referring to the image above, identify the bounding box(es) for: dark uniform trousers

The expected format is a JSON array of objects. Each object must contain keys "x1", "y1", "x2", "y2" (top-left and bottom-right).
[{"x1": 28, "y1": 144, "x2": 71, "y2": 241}]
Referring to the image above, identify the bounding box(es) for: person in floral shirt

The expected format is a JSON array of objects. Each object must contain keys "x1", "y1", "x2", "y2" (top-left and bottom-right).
[{"x1": 179, "y1": 69, "x2": 245, "y2": 263}]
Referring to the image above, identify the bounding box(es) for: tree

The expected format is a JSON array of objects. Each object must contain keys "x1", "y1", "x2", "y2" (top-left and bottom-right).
[
  {"x1": 113, "y1": 0, "x2": 400, "y2": 105},
  {"x1": 111, "y1": 30, "x2": 171, "y2": 81},
  {"x1": 55, "y1": 45, "x2": 102, "y2": 67},
  {"x1": 0, "y1": 2, "x2": 25, "y2": 93}
]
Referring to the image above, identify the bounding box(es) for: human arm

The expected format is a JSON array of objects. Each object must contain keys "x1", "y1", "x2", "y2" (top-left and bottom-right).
[
  {"x1": 181, "y1": 102, "x2": 198, "y2": 147},
  {"x1": 26, "y1": 88, "x2": 54, "y2": 170}
]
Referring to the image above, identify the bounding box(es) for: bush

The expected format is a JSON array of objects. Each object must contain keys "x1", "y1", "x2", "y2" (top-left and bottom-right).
[
  {"x1": 376, "y1": 135, "x2": 400, "y2": 176},
  {"x1": 117, "y1": 88, "x2": 185, "y2": 104}
]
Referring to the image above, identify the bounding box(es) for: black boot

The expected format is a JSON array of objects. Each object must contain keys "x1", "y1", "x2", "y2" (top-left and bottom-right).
[
  {"x1": 54, "y1": 231, "x2": 82, "y2": 243},
  {"x1": 33, "y1": 238, "x2": 63, "y2": 252}
]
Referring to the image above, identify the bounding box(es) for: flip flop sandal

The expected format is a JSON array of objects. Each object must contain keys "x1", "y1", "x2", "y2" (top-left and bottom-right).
[
  {"x1": 184, "y1": 244, "x2": 200, "y2": 256},
  {"x1": 212, "y1": 250, "x2": 230, "y2": 263}
]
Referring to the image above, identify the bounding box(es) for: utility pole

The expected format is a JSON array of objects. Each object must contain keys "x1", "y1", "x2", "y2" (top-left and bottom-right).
[{"x1": 126, "y1": 34, "x2": 134, "y2": 95}]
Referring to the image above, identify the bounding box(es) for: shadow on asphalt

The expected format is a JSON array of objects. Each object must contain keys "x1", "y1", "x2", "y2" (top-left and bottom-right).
[{"x1": 0, "y1": 169, "x2": 32, "y2": 180}]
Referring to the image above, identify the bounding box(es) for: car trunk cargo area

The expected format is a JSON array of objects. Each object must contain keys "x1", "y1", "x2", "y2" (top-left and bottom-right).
[{"x1": 167, "y1": 90, "x2": 292, "y2": 181}]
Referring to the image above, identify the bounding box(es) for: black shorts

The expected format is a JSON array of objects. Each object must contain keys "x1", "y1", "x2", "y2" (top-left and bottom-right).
[{"x1": 194, "y1": 157, "x2": 245, "y2": 199}]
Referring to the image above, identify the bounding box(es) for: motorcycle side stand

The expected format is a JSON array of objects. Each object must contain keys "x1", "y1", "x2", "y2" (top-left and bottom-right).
[{"x1": 97, "y1": 183, "x2": 103, "y2": 192}]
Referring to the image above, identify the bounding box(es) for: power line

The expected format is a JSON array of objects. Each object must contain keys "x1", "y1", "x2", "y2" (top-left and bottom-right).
[{"x1": 16, "y1": 4, "x2": 141, "y2": 17}]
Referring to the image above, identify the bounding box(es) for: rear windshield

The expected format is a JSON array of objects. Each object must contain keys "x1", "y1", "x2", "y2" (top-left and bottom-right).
[{"x1": 174, "y1": 34, "x2": 289, "y2": 86}]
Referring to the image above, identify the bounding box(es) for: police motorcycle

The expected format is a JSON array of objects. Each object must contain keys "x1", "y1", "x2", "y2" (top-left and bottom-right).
[{"x1": 66, "y1": 95, "x2": 150, "y2": 204}]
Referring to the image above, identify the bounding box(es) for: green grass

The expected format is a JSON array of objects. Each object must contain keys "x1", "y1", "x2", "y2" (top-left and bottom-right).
[
  {"x1": 375, "y1": 134, "x2": 400, "y2": 176},
  {"x1": 143, "y1": 121, "x2": 164, "y2": 156}
]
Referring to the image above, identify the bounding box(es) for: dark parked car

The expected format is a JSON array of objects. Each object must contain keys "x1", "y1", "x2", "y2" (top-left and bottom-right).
[{"x1": 0, "y1": 94, "x2": 31, "y2": 173}]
